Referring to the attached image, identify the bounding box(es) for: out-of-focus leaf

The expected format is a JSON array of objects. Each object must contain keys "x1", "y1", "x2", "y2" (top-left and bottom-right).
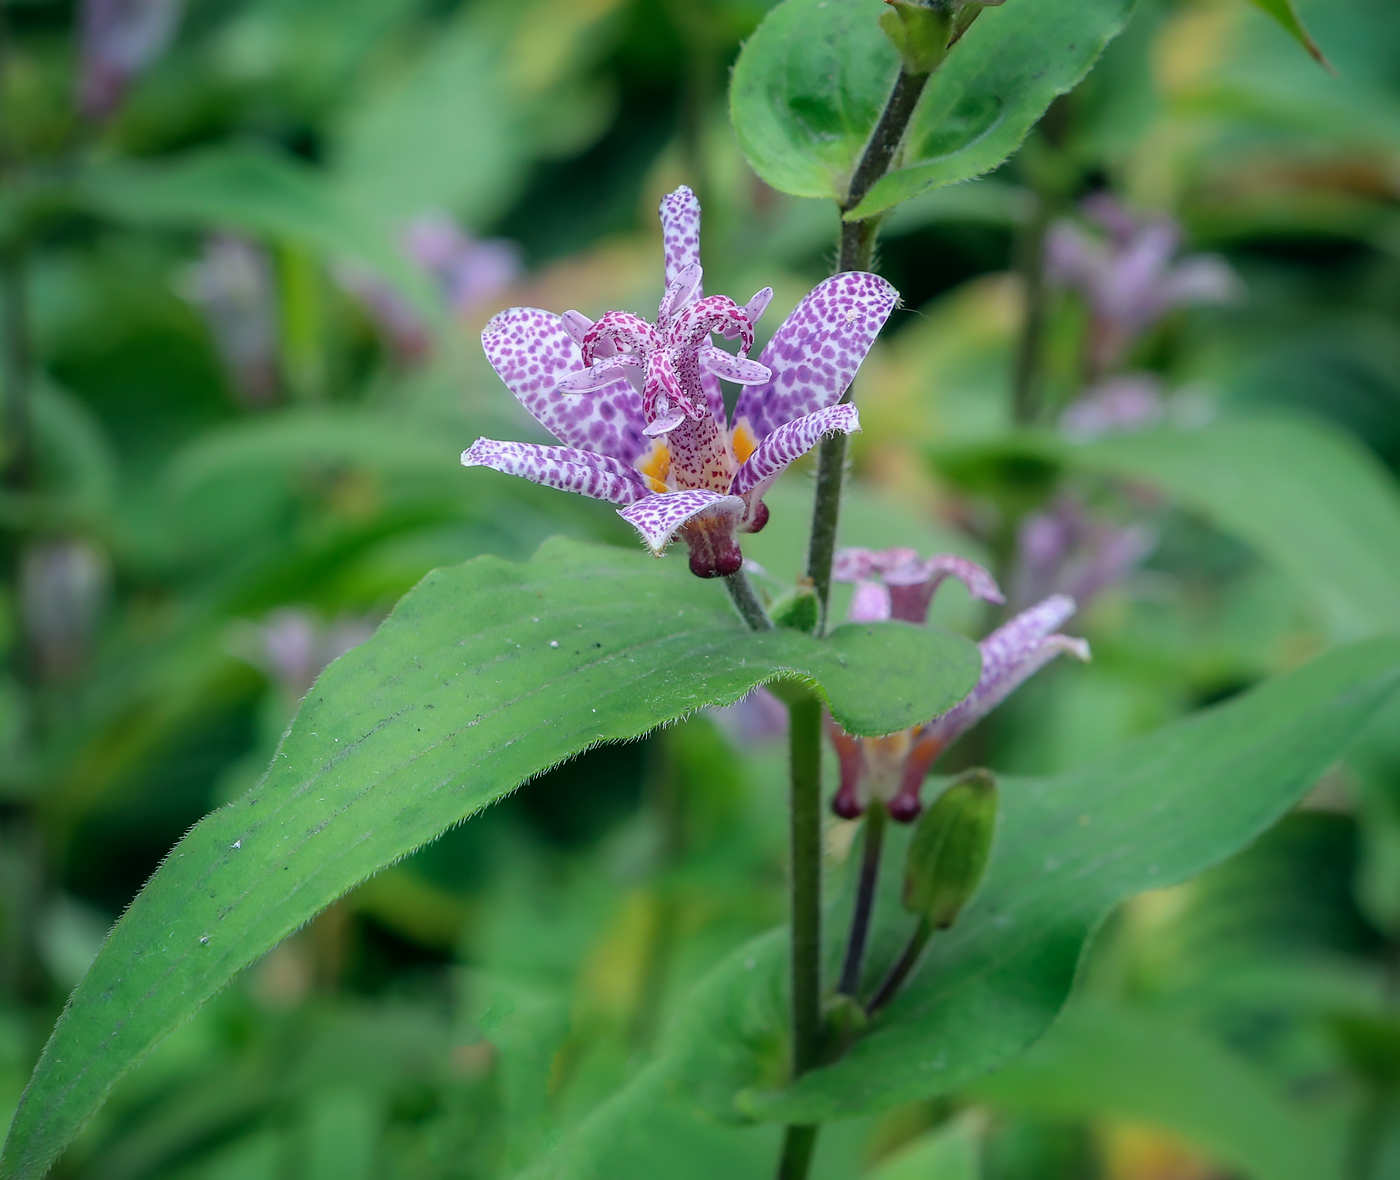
[
  {"x1": 865, "y1": 1114, "x2": 980, "y2": 1180},
  {"x1": 727, "y1": 0, "x2": 1135, "y2": 217},
  {"x1": 0, "y1": 538, "x2": 979, "y2": 1180},
  {"x1": 76, "y1": 148, "x2": 432, "y2": 313},
  {"x1": 969, "y1": 1001, "x2": 1336, "y2": 1180},
  {"x1": 1245, "y1": 0, "x2": 1330, "y2": 69},
  {"x1": 613, "y1": 638, "x2": 1400, "y2": 1137},
  {"x1": 1072, "y1": 413, "x2": 1400, "y2": 639}
]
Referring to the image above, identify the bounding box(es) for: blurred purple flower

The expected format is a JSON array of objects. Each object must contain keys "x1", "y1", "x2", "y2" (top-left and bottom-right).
[
  {"x1": 179, "y1": 235, "x2": 280, "y2": 407},
  {"x1": 1011, "y1": 494, "x2": 1156, "y2": 613},
  {"x1": 338, "y1": 214, "x2": 522, "y2": 362},
  {"x1": 247, "y1": 609, "x2": 375, "y2": 699},
  {"x1": 827, "y1": 547, "x2": 1087, "y2": 821},
  {"x1": 77, "y1": 0, "x2": 182, "y2": 119},
  {"x1": 710, "y1": 686, "x2": 789, "y2": 745},
  {"x1": 20, "y1": 538, "x2": 109, "y2": 680},
  {"x1": 1058, "y1": 373, "x2": 1165, "y2": 442},
  {"x1": 463, "y1": 186, "x2": 897, "y2": 577},
  {"x1": 1047, "y1": 194, "x2": 1241, "y2": 377}
]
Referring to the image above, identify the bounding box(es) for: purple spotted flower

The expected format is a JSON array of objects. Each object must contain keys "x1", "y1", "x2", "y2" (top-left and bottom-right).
[
  {"x1": 462, "y1": 187, "x2": 898, "y2": 577},
  {"x1": 827, "y1": 547, "x2": 1089, "y2": 821},
  {"x1": 77, "y1": 0, "x2": 182, "y2": 119}
]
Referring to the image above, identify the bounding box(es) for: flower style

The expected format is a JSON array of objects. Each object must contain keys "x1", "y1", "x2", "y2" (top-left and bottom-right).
[
  {"x1": 462, "y1": 187, "x2": 898, "y2": 577},
  {"x1": 1046, "y1": 193, "x2": 1240, "y2": 378},
  {"x1": 827, "y1": 547, "x2": 1090, "y2": 822}
]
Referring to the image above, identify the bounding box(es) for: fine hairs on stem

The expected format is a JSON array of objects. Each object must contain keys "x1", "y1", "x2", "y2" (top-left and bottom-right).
[
  {"x1": 837, "y1": 803, "x2": 888, "y2": 997},
  {"x1": 724, "y1": 569, "x2": 774, "y2": 631}
]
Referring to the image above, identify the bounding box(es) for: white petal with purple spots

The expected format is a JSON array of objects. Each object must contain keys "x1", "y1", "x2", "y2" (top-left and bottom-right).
[
  {"x1": 659, "y1": 186, "x2": 702, "y2": 286},
  {"x1": 481, "y1": 307, "x2": 647, "y2": 464},
  {"x1": 733, "y1": 272, "x2": 898, "y2": 439},
  {"x1": 618, "y1": 489, "x2": 744, "y2": 555},
  {"x1": 461, "y1": 438, "x2": 649, "y2": 506},
  {"x1": 730, "y1": 404, "x2": 860, "y2": 498}
]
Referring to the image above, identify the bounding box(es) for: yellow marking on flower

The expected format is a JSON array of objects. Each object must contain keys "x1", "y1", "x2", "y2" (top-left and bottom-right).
[
  {"x1": 637, "y1": 441, "x2": 671, "y2": 493},
  {"x1": 731, "y1": 419, "x2": 759, "y2": 466}
]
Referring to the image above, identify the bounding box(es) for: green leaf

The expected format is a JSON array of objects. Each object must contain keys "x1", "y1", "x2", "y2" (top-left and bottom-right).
[
  {"x1": 864, "y1": 1113, "x2": 980, "y2": 1180},
  {"x1": 539, "y1": 638, "x2": 1400, "y2": 1153},
  {"x1": 1071, "y1": 414, "x2": 1400, "y2": 639},
  {"x1": 728, "y1": 0, "x2": 1135, "y2": 216},
  {"x1": 1245, "y1": 0, "x2": 1331, "y2": 70},
  {"x1": 968, "y1": 1001, "x2": 1336, "y2": 1180},
  {"x1": 0, "y1": 538, "x2": 978, "y2": 1180}
]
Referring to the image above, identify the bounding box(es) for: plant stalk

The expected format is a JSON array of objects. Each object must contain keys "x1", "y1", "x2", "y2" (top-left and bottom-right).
[
  {"x1": 837, "y1": 802, "x2": 887, "y2": 997},
  {"x1": 806, "y1": 66, "x2": 932, "y2": 630},
  {"x1": 1011, "y1": 193, "x2": 1052, "y2": 427},
  {"x1": 777, "y1": 1125, "x2": 820, "y2": 1180},
  {"x1": 867, "y1": 917, "x2": 932, "y2": 1017},
  {"x1": 724, "y1": 568, "x2": 774, "y2": 631}
]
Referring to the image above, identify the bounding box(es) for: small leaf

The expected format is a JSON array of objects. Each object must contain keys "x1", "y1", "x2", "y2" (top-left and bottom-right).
[
  {"x1": 728, "y1": 0, "x2": 1135, "y2": 215},
  {"x1": 1245, "y1": 0, "x2": 1332, "y2": 71},
  {"x1": 0, "y1": 538, "x2": 977, "y2": 1180}
]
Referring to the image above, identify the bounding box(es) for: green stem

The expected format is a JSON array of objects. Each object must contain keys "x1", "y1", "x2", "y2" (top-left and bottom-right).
[
  {"x1": 724, "y1": 568, "x2": 773, "y2": 631},
  {"x1": 837, "y1": 802, "x2": 886, "y2": 997},
  {"x1": 787, "y1": 691, "x2": 823, "y2": 1077},
  {"x1": 1011, "y1": 193, "x2": 1052, "y2": 427},
  {"x1": 777, "y1": 1125, "x2": 820, "y2": 1180},
  {"x1": 805, "y1": 67, "x2": 933, "y2": 630},
  {"x1": 867, "y1": 917, "x2": 932, "y2": 1017}
]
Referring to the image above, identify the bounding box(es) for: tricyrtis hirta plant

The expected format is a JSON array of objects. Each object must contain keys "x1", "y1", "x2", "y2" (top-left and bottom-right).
[
  {"x1": 462, "y1": 186, "x2": 897, "y2": 576},
  {"x1": 828, "y1": 547, "x2": 1090, "y2": 820}
]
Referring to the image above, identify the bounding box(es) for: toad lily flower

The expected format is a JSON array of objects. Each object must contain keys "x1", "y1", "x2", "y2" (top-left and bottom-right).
[
  {"x1": 462, "y1": 186, "x2": 898, "y2": 577},
  {"x1": 827, "y1": 547, "x2": 1090, "y2": 822}
]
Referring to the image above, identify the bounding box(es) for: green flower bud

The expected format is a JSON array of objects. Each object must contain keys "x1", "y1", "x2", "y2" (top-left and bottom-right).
[
  {"x1": 878, "y1": 0, "x2": 954, "y2": 76},
  {"x1": 769, "y1": 581, "x2": 820, "y2": 634},
  {"x1": 902, "y1": 768, "x2": 997, "y2": 928}
]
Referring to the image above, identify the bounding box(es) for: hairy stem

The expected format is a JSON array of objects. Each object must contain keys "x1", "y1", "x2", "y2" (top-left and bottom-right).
[
  {"x1": 837, "y1": 803, "x2": 887, "y2": 997},
  {"x1": 777, "y1": 690, "x2": 824, "y2": 1180},
  {"x1": 867, "y1": 918, "x2": 932, "y2": 1017},
  {"x1": 724, "y1": 568, "x2": 773, "y2": 631},
  {"x1": 806, "y1": 67, "x2": 933, "y2": 629}
]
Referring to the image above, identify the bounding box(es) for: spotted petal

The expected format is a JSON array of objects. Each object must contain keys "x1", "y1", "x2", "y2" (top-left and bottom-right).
[
  {"x1": 659, "y1": 186, "x2": 702, "y2": 286},
  {"x1": 921, "y1": 595, "x2": 1090, "y2": 747},
  {"x1": 461, "y1": 438, "x2": 648, "y2": 506},
  {"x1": 729, "y1": 404, "x2": 860, "y2": 498},
  {"x1": 617, "y1": 489, "x2": 744, "y2": 555},
  {"x1": 699, "y1": 345, "x2": 771, "y2": 385},
  {"x1": 481, "y1": 308, "x2": 647, "y2": 464},
  {"x1": 731, "y1": 272, "x2": 898, "y2": 440}
]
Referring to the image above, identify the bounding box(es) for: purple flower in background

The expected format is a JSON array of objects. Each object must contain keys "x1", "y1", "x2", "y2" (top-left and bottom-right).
[
  {"x1": 339, "y1": 213, "x2": 522, "y2": 362},
  {"x1": 1047, "y1": 194, "x2": 1240, "y2": 378},
  {"x1": 77, "y1": 0, "x2": 182, "y2": 119},
  {"x1": 245, "y1": 609, "x2": 376, "y2": 700},
  {"x1": 179, "y1": 235, "x2": 279, "y2": 407},
  {"x1": 462, "y1": 186, "x2": 898, "y2": 577},
  {"x1": 1011, "y1": 495, "x2": 1156, "y2": 613},
  {"x1": 1057, "y1": 374, "x2": 1166, "y2": 442},
  {"x1": 827, "y1": 547, "x2": 1088, "y2": 821},
  {"x1": 20, "y1": 538, "x2": 109, "y2": 681}
]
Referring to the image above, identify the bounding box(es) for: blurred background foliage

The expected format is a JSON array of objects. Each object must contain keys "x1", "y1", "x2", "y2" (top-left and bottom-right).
[{"x1": 2, "y1": 0, "x2": 1400, "y2": 1175}]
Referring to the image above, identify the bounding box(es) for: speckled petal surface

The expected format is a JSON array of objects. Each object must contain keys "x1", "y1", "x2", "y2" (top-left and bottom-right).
[
  {"x1": 659, "y1": 186, "x2": 702, "y2": 286},
  {"x1": 729, "y1": 404, "x2": 860, "y2": 497},
  {"x1": 481, "y1": 307, "x2": 646, "y2": 463},
  {"x1": 461, "y1": 438, "x2": 649, "y2": 506},
  {"x1": 921, "y1": 594, "x2": 1089, "y2": 746},
  {"x1": 617, "y1": 489, "x2": 743, "y2": 554},
  {"x1": 732, "y1": 272, "x2": 898, "y2": 439},
  {"x1": 700, "y1": 345, "x2": 771, "y2": 385}
]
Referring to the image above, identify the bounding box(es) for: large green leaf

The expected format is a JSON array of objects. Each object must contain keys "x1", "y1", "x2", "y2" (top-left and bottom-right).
[
  {"x1": 1072, "y1": 414, "x2": 1400, "y2": 639},
  {"x1": 969, "y1": 1001, "x2": 1337, "y2": 1180},
  {"x1": 515, "y1": 637, "x2": 1400, "y2": 1170},
  {"x1": 0, "y1": 538, "x2": 978, "y2": 1180},
  {"x1": 1245, "y1": 0, "x2": 1330, "y2": 69},
  {"x1": 727, "y1": 0, "x2": 1135, "y2": 216}
]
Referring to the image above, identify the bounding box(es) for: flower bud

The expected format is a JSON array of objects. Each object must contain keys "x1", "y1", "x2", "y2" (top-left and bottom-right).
[
  {"x1": 902, "y1": 768, "x2": 997, "y2": 929},
  {"x1": 879, "y1": 0, "x2": 954, "y2": 75},
  {"x1": 769, "y1": 582, "x2": 820, "y2": 634}
]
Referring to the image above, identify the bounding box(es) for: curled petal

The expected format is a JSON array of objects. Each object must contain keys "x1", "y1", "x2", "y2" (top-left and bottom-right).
[
  {"x1": 849, "y1": 579, "x2": 892, "y2": 624},
  {"x1": 672, "y1": 295, "x2": 755, "y2": 356},
  {"x1": 462, "y1": 438, "x2": 649, "y2": 506},
  {"x1": 833, "y1": 547, "x2": 917, "y2": 583},
  {"x1": 556, "y1": 357, "x2": 638, "y2": 393},
  {"x1": 921, "y1": 595, "x2": 1089, "y2": 748},
  {"x1": 733, "y1": 272, "x2": 898, "y2": 440},
  {"x1": 887, "y1": 554, "x2": 1005, "y2": 624},
  {"x1": 658, "y1": 262, "x2": 703, "y2": 325},
  {"x1": 560, "y1": 309, "x2": 593, "y2": 346},
  {"x1": 582, "y1": 310, "x2": 657, "y2": 365},
  {"x1": 729, "y1": 403, "x2": 860, "y2": 498},
  {"x1": 643, "y1": 349, "x2": 704, "y2": 426},
  {"x1": 643, "y1": 406, "x2": 688, "y2": 437},
  {"x1": 720, "y1": 287, "x2": 775, "y2": 340},
  {"x1": 482, "y1": 308, "x2": 646, "y2": 464},
  {"x1": 659, "y1": 186, "x2": 702, "y2": 286},
  {"x1": 699, "y1": 344, "x2": 772, "y2": 385},
  {"x1": 617, "y1": 489, "x2": 743, "y2": 556}
]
